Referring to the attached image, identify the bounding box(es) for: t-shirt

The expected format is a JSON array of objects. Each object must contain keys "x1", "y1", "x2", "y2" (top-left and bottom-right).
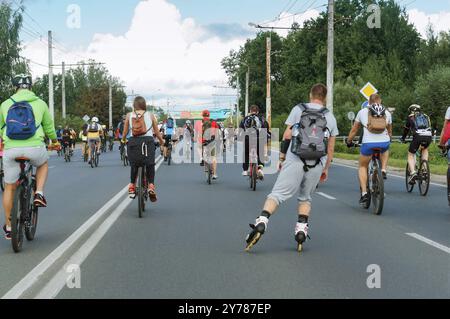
[
  {"x1": 285, "y1": 103, "x2": 339, "y2": 165},
  {"x1": 355, "y1": 108, "x2": 392, "y2": 144}
]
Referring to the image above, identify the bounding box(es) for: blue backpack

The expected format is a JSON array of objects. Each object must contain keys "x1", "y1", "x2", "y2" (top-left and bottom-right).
[
  {"x1": 166, "y1": 118, "x2": 174, "y2": 129},
  {"x1": 4, "y1": 98, "x2": 39, "y2": 140}
]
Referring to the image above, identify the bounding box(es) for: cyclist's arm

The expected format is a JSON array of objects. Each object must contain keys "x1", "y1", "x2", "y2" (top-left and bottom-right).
[
  {"x1": 387, "y1": 124, "x2": 393, "y2": 139},
  {"x1": 41, "y1": 102, "x2": 58, "y2": 142},
  {"x1": 0, "y1": 104, "x2": 5, "y2": 137},
  {"x1": 401, "y1": 118, "x2": 411, "y2": 140},
  {"x1": 122, "y1": 115, "x2": 130, "y2": 140},
  {"x1": 440, "y1": 119, "x2": 449, "y2": 145},
  {"x1": 347, "y1": 121, "x2": 361, "y2": 142}
]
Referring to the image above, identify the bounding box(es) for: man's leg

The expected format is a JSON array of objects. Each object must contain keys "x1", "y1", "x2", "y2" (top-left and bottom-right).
[
  {"x1": 35, "y1": 162, "x2": 49, "y2": 194},
  {"x1": 3, "y1": 183, "x2": 17, "y2": 228},
  {"x1": 381, "y1": 150, "x2": 389, "y2": 172},
  {"x1": 359, "y1": 155, "x2": 371, "y2": 194},
  {"x1": 407, "y1": 152, "x2": 416, "y2": 174},
  {"x1": 421, "y1": 147, "x2": 429, "y2": 162}
]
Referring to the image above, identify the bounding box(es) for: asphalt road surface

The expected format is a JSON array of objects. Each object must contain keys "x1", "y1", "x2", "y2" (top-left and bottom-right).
[{"x1": 0, "y1": 142, "x2": 449, "y2": 299}]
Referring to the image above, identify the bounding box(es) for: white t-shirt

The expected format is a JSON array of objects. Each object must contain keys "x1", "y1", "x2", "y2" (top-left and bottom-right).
[
  {"x1": 355, "y1": 108, "x2": 392, "y2": 144},
  {"x1": 445, "y1": 107, "x2": 450, "y2": 120},
  {"x1": 285, "y1": 103, "x2": 339, "y2": 165}
]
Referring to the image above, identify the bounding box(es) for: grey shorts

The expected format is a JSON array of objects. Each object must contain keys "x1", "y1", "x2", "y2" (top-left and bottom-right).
[
  {"x1": 88, "y1": 138, "x2": 100, "y2": 144},
  {"x1": 267, "y1": 159, "x2": 323, "y2": 205},
  {"x1": 3, "y1": 146, "x2": 49, "y2": 184}
]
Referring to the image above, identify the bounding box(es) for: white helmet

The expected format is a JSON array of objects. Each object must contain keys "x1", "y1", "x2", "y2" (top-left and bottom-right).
[
  {"x1": 186, "y1": 120, "x2": 191, "y2": 125},
  {"x1": 369, "y1": 103, "x2": 386, "y2": 117},
  {"x1": 92, "y1": 117, "x2": 99, "y2": 123}
]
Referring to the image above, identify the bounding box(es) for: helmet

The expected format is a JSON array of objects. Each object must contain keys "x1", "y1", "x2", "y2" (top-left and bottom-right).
[
  {"x1": 102, "y1": 125, "x2": 107, "y2": 130},
  {"x1": 12, "y1": 74, "x2": 32, "y2": 89},
  {"x1": 369, "y1": 103, "x2": 386, "y2": 118},
  {"x1": 409, "y1": 104, "x2": 421, "y2": 113},
  {"x1": 186, "y1": 120, "x2": 191, "y2": 125},
  {"x1": 92, "y1": 117, "x2": 99, "y2": 123},
  {"x1": 202, "y1": 110, "x2": 210, "y2": 118}
]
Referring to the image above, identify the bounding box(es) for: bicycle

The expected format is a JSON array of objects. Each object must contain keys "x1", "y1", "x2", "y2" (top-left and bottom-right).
[
  {"x1": 203, "y1": 141, "x2": 214, "y2": 185},
  {"x1": 120, "y1": 140, "x2": 129, "y2": 166},
  {"x1": 405, "y1": 145, "x2": 430, "y2": 196},
  {"x1": 83, "y1": 142, "x2": 89, "y2": 162},
  {"x1": 10, "y1": 158, "x2": 39, "y2": 253},
  {"x1": 108, "y1": 138, "x2": 114, "y2": 152},
  {"x1": 248, "y1": 148, "x2": 259, "y2": 192},
  {"x1": 89, "y1": 141, "x2": 100, "y2": 168},
  {"x1": 166, "y1": 140, "x2": 173, "y2": 166},
  {"x1": 0, "y1": 156, "x2": 5, "y2": 192},
  {"x1": 63, "y1": 142, "x2": 71, "y2": 163},
  {"x1": 136, "y1": 166, "x2": 149, "y2": 219},
  {"x1": 351, "y1": 142, "x2": 385, "y2": 216}
]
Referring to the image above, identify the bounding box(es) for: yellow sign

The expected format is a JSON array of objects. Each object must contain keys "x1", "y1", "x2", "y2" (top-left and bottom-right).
[{"x1": 360, "y1": 82, "x2": 378, "y2": 100}]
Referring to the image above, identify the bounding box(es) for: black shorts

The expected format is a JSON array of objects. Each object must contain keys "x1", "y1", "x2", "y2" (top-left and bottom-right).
[
  {"x1": 164, "y1": 135, "x2": 172, "y2": 147},
  {"x1": 409, "y1": 135, "x2": 432, "y2": 154},
  {"x1": 128, "y1": 136, "x2": 156, "y2": 166}
]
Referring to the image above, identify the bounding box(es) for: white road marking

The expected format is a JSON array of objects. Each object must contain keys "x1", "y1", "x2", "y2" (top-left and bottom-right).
[
  {"x1": 316, "y1": 192, "x2": 336, "y2": 200},
  {"x1": 35, "y1": 156, "x2": 164, "y2": 299},
  {"x1": 2, "y1": 156, "x2": 162, "y2": 299},
  {"x1": 406, "y1": 233, "x2": 450, "y2": 255}
]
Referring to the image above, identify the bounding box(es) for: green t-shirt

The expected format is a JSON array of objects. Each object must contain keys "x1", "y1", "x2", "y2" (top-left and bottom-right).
[{"x1": 0, "y1": 89, "x2": 57, "y2": 150}]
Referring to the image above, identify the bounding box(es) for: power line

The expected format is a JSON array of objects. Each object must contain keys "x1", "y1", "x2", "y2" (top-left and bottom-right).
[{"x1": 261, "y1": 1, "x2": 326, "y2": 26}]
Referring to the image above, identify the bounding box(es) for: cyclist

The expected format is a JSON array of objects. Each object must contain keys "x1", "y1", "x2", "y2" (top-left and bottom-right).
[
  {"x1": 401, "y1": 104, "x2": 432, "y2": 185},
  {"x1": 245, "y1": 84, "x2": 338, "y2": 252},
  {"x1": 101, "y1": 125, "x2": 107, "y2": 151},
  {"x1": 69, "y1": 127, "x2": 77, "y2": 153},
  {"x1": 122, "y1": 97, "x2": 164, "y2": 201},
  {"x1": 79, "y1": 127, "x2": 88, "y2": 159},
  {"x1": 201, "y1": 110, "x2": 219, "y2": 180},
  {"x1": 183, "y1": 120, "x2": 194, "y2": 158},
  {"x1": 86, "y1": 117, "x2": 103, "y2": 164},
  {"x1": 163, "y1": 116, "x2": 176, "y2": 162},
  {"x1": 61, "y1": 125, "x2": 72, "y2": 157},
  {"x1": 240, "y1": 105, "x2": 269, "y2": 179},
  {"x1": 346, "y1": 95, "x2": 392, "y2": 206},
  {"x1": 0, "y1": 74, "x2": 60, "y2": 240}
]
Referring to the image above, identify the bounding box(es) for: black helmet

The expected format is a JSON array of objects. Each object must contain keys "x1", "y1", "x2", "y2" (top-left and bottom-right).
[
  {"x1": 369, "y1": 103, "x2": 386, "y2": 118},
  {"x1": 12, "y1": 74, "x2": 32, "y2": 89}
]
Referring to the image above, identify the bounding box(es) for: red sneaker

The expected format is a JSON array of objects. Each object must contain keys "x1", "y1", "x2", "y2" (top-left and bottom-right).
[{"x1": 129, "y1": 184, "x2": 136, "y2": 199}]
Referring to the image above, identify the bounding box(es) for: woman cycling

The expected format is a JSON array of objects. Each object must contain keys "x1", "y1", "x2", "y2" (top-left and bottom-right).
[{"x1": 122, "y1": 97, "x2": 164, "y2": 201}]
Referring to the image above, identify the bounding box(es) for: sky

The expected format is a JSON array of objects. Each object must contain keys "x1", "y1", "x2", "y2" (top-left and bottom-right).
[{"x1": 12, "y1": 0, "x2": 450, "y2": 111}]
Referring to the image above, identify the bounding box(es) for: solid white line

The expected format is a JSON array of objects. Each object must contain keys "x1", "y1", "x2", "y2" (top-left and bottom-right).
[
  {"x1": 406, "y1": 233, "x2": 450, "y2": 255},
  {"x1": 316, "y1": 192, "x2": 336, "y2": 200},
  {"x1": 35, "y1": 157, "x2": 164, "y2": 299},
  {"x1": 2, "y1": 156, "x2": 162, "y2": 300}
]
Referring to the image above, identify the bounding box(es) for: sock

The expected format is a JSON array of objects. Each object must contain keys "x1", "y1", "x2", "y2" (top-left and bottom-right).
[
  {"x1": 6, "y1": 225, "x2": 11, "y2": 232},
  {"x1": 35, "y1": 191, "x2": 44, "y2": 197},
  {"x1": 261, "y1": 211, "x2": 271, "y2": 219},
  {"x1": 362, "y1": 192, "x2": 368, "y2": 197},
  {"x1": 298, "y1": 215, "x2": 309, "y2": 224}
]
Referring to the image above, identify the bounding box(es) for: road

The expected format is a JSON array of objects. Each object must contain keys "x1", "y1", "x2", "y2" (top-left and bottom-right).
[{"x1": 0, "y1": 142, "x2": 449, "y2": 299}]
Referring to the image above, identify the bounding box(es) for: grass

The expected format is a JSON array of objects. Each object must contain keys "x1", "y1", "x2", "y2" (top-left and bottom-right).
[{"x1": 333, "y1": 142, "x2": 448, "y2": 175}]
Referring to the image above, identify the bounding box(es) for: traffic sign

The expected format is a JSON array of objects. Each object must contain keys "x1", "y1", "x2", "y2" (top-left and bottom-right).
[
  {"x1": 347, "y1": 112, "x2": 355, "y2": 121},
  {"x1": 83, "y1": 115, "x2": 90, "y2": 122},
  {"x1": 360, "y1": 82, "x2": 378, "y2": 100}
]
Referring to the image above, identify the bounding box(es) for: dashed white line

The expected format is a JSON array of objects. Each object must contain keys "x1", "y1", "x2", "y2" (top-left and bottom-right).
[
  {"x1": 316, "y1": 192, "x2": 336, "y2": 200},
  {"x1": 406, "y1": 233, "x2": 450, "y2": 255}
]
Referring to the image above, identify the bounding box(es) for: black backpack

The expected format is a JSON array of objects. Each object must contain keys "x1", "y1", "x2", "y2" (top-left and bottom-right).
[{"x1": 290, "y1": 104, "x2": 329, "y2": 171}]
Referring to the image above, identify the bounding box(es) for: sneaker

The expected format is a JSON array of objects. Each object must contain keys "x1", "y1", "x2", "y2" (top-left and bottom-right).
[
  {"x1": 242, "y1": 171, "x2": 248, "y2": 177},
  {"x1": 409, "y1": 172, "x2": 417, "y2": 185},
  {"x1": 359, "y1": 193, "x2": 370, "y2": 206},
  {"x1": 212, "y1": 175, "x2": 218, "y2": 180},
  {"x1": 148, "y1": 184, "x2": 157, "y2": 203},
  {"x1": 200, "y1": 160, "x2": 205, "y2": 167},
  {"x1": 128, "y1": 184, "x2": 136, "y2": 199},
  {"x1": 382, "y1": 171, "x2": 388, "y2": 180},
  {"x1": 3, "y1": 225, "x2": 11, "y2": 240},
  {"x1": 34, "y1": 193, "x2": 47, "y2": 208}
]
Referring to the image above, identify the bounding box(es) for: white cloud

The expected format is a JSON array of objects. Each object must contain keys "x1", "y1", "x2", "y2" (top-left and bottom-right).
[
  {"x1": 407, "y1": 8, "x2": 450, "y2": 38},
  {"x1": 22, "y1": 0, "x2": 247, "y2": 108}
]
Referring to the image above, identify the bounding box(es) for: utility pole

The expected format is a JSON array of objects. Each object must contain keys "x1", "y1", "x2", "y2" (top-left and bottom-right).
[
  {"x1": 327, "y1": 0, "x2": 335, "y2": 113},
  {"x1": 266, "y1": 36, "x2": 272, "y2": 128},
  {"x1": 48, "y1": 31, "x2": 54, "y2": 121},
  {"x1": 245, "y1": 66, "x2": 250, "y2": 116},
  {"x1": 62, "y1": 61, "x2": 66, "y2": 119},
  {"x1": 109, "y1": 82, "x2": 113, "y2": 129},
  {"x1": 236, "y1": 74, "x2": 240, "y2": 127}
]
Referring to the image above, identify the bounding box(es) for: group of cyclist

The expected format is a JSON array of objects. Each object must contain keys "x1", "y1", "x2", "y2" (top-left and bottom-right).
[{"x1": 2, "y1": 75, "x2": 450, "y2": 256}]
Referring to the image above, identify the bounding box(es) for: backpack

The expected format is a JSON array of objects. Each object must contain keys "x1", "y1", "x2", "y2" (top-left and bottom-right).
[
  {"x1": 244, "y1": 115, "x2": 262, "y2": 130},
  {"x1": 367, "y1": 112, "x2": 387, "y2": 134},
  {"x1": 3, "y1": 98, "x2": 39, "y2": 140},
  {"x1": 414, "y1": 113, "x2": 432, "y2": 136},
  {"x1": 166, "y1": 118, "x2": 174, "y2": 129},
  {"x1": 88, "y1": 123, "x2": 99, "y2": 133},
  {"x1": 290, "y1": 104, "x2": 329, "y2": 169},
  {"x1": 202, "y1": 119, "x2": 213, "y2": 142},
  {"x1": 131, "y1": 112, "x2": 150, "y2": 137}
]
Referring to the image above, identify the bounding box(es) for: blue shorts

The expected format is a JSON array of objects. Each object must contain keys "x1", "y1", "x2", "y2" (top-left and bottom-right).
[{"x1": 361, "y1": 142, "x2": 390, "y2": 157}]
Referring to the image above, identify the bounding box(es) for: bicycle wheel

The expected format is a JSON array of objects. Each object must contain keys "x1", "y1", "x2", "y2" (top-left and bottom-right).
[
  {"x1": 11, "y1": 185, "x2": 25, "y2": 253},
  {"x1": 95, "y1": 151, "x2": 99, "y2": 167},
  {"x1": 206, "y1": 163, "x2": 212, "y2": 185},
  {"x1": 0, "y1": 169, "x2": 4, "y2": 192},
  {"x1": 137, "y1": 167, "x2": 145, "y2": 218},
  {"x1": 250, "y1": 164, "x2": 257, "y2": 191},
  {"x1": 25, "y1": 181, "x2": 38, "y2": 241},
  {"x1": 90, "y1": 145, "x2": 95, "y2": 169},
  {"x1": 371, "y1": 159, "x2": 384, "y2": 216},
  {"x1": 405, "y1": 163, "x2": 414, "y2": 193},
  {"x1": 418, "y1": 160, "x2": 430, "y2": 196}
]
